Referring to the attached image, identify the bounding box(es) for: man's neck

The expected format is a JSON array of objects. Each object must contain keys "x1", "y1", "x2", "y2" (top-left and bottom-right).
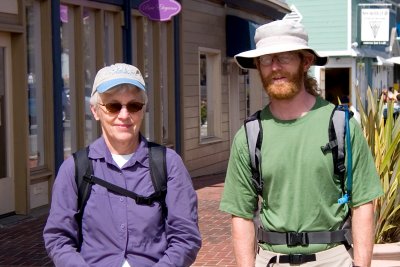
[{"x1": 268, "y1": 89, "x2": 316, "y2": 120}]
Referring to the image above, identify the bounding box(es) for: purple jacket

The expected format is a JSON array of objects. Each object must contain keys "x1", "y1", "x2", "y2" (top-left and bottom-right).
[{"x1": 43, "y1": 136, "x2": 201, "y2": 266}]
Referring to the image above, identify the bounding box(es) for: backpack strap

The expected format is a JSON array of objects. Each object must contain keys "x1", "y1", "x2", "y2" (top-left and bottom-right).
[
  {"x1": 79, "y1": 144, "x2": 167, "y2": 205},
  {"x1": 321, "y1": 105, "x2": 353, "y2": 204},
  {"x1": 148, "y1": 142, "x2": 168, "y2": 216},
  {"x1": 72, "y1": 146, "x2": 92, "y2": 252},
  {"x1": 148, "y1": 142, "x2": 167, "y2": 195},
  {"x1": 244, "y1": 110, "x2": 263, "y2": 195}
]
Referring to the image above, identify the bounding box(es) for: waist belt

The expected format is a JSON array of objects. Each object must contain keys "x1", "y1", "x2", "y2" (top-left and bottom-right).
[
  {"x1": 268, "y1": 254, "x2": 316, "y2": 265},
  {"x1": 257, "y1": 228, "x2": 351, "y2": 246}
]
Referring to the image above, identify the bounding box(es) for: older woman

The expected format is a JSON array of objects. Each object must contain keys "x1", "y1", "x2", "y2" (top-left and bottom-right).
[{"x1": 44, "y1": 63, "x2": 201, "y2": 267}]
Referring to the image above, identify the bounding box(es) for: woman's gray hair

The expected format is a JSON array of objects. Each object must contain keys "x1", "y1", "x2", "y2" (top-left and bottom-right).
[{"x1": 90, "y1": 84, "x2": 148, "y2": 107}]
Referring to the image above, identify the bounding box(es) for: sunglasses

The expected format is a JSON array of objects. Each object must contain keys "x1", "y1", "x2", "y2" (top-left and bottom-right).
[
  {"x1": 98, "y1": 101, "x2": 145, "y2": 114},
  {"x1": 258, "y1": 52, "x2": 298, "y2": 66}
]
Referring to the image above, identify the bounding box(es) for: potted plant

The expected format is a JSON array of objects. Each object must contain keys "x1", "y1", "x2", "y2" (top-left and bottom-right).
[{"x1": 355, "y1": 87, "x2": 400, "y2": 265}]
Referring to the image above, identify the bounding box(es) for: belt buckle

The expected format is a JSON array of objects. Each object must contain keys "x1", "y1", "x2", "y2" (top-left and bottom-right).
[{"x1": 288, "y1": 254, "x2": 304, "y2": 264}]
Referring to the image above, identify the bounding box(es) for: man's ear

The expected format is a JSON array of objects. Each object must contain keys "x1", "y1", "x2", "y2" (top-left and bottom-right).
[
  {"x1": 254, "y1": 58, "x2": 260, "y2": 70},
  {"x1": 302, "y1": 52, "x2": 315, "y2": 72}
]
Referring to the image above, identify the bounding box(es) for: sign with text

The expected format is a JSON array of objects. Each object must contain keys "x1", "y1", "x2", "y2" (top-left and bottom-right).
[
  {"x1": 139, "y1": 0, "x2": 181, "y2": 22},
  {"x1": 361, "y1": 8, "x2": 389, "y2": 45}
]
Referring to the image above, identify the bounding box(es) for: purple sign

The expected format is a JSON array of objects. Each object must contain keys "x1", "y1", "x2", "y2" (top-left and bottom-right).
[{"x1": 139, "y1": 0, "x2": 181, "y2": 22}]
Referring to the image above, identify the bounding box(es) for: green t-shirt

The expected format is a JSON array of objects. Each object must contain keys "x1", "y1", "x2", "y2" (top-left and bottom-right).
[{"x1": 219, "y1": 97, "x2": 383, "y2": 254}]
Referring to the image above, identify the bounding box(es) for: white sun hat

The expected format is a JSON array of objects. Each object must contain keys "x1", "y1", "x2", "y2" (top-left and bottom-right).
[
  {"x1": 91, "y1": 63, "x2": 146, "y2": 96},
  {"x1": 234, "y1": 19, "x2": 328, "y2": 69}
]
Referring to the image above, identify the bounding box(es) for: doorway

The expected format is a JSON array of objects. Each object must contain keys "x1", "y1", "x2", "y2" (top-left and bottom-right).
[
  {"x1": 325, "y1": 68, "x2": 351, "y2": 105},
  {"x1": 0, "y1": 32, "x2": 14, "y2": 216}
]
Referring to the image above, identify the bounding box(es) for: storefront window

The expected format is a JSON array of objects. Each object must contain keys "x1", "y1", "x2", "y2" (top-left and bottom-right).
[
  {"x1": 104, "y1": 12, "x2": 115, "y2": 66},
  {"x1": 60, "y1": 4, "x2": 75, "y2": 157},
  {"x1": 83, "y1": 7, "x2": 97, "y2": 146},
  {"x1": 26, "y1": 1, "x2": 45, "y2": 168},
  {"x1": 0, "y1": 48, "x2": 6, "y2": 177},
  {"x1": 136, "y1": 18, "x2": 171, "y2": 144}
]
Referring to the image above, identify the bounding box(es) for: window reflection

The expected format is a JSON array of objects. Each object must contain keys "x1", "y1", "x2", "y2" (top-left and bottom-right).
[
  {"x1": 104, "y1": 12, "x2": 115, "y2": 66},
  {"x1": 83, "y1": 7, "x2": 97, "y2": 146},
  {"x1": 26, "y1": 1, "x2": 45, "y2": 168},
  {"x1": 60, "y1": 4, "x2": 74, "y2": 158}
]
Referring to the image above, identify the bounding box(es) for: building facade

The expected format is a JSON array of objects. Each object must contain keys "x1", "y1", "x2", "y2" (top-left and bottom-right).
[
  {"x1": 0, "y1": 0, "x2": 289, "y2": 217},
  {"x1": 285, "y1": 0, "x2": 400, "y2": 107}
]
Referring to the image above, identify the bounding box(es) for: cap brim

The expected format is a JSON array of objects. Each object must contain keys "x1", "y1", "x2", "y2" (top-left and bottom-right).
[
  {"x1": 96, "y1": 78, "x2": 146, "y2": 94},
  {"x1": 234, "y1": 45, "x2": 328, "y2": 69}
]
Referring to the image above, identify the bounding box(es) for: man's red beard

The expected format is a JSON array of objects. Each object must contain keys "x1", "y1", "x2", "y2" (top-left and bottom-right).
[{"x1": 260, "y1": 65, "x2": 304, "y2": 100}]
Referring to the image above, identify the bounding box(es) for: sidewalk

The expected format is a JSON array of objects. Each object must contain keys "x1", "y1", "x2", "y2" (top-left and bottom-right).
[
  {"x1": 192, "y1": 173, "x2": 235, "y2": 267},
  {"x1": 0, "y1": 173, "x2": 232, "y2": 267}
]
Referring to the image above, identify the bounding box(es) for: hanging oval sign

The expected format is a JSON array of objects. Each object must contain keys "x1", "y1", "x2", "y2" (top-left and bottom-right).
[{"x1": 139, "y1": 0, "x2": 182, "y2": 22}]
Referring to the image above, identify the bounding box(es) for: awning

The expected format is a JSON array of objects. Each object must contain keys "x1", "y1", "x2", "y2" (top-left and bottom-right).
[
  {"x1": 376, "y1": 56, "x2": 394, "y2": 66},
  {"x1": 226, "y1": 15, "x2": 259, "y2": 57},
  {"x1": 385, "y1": 56, "x2": 400, "y2": 64}
]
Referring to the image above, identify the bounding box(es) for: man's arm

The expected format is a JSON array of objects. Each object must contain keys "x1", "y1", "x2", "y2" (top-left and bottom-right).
[
  {"x1": 232, "y1": 216, "x2": 256, "y2": 267},
  {"x1": 351, "y1": 201, "x2": 375, "y2": 267}
]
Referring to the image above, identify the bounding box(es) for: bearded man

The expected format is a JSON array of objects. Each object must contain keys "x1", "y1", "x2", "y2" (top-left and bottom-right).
[{"x1": 219, "y1": 20, "x2": 382, "y2": 267}]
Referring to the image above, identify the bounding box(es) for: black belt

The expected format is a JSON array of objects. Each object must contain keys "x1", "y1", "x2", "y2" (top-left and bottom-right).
[{"x1": 267, "y1": 253, "x2": 316, "y2": 265}]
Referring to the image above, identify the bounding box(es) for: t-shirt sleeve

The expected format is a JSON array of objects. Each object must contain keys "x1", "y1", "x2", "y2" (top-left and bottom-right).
[
  {"x1": 219, "y1": 128, "x2": 258, "y2": 219},
  {"x1": 348, "y1": 119, "x2": 384, "y2": 207}
]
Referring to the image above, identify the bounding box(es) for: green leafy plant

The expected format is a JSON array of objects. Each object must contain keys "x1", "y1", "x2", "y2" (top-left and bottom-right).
[{"x1": 355, "y1": 86, "x2": 400, "y2": 243}]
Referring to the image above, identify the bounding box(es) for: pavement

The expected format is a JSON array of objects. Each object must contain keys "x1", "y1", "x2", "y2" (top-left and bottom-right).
[
  {"x1": 0, "y1": 172, "x2": 399, "y2": 267},
  {"x1": 0, "y1": 173, "x2": 234, "y2": 267}
]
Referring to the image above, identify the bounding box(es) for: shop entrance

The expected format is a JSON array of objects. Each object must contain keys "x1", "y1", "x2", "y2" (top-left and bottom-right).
[{"x1": 325, "y1": 68, "x2": 351, "y2": 105}]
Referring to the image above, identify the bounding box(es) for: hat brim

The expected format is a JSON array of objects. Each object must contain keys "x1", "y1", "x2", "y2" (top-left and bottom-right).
[
  {"x1": 234, "y1": 45, "x2": 328, "y2": 69},
  {"x1": 96, "y1": 78, "x2": 146, "y2": 94}
]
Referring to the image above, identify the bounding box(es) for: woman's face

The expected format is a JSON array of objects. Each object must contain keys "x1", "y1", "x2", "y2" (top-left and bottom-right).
[{"x1": 91, "y1": 85, "x2": 145, "y2": 150}]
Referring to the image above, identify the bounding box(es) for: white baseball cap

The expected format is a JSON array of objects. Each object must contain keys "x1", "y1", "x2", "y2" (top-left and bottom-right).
[{"x1": 91, "y1": 63, "x2": 146, "y2": 96}]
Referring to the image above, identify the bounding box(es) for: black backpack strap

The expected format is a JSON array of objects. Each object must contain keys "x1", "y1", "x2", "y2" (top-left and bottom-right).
[
  {"x1": 244, "y1": 110, "x2": 263, "y2": 195},
  {"x1": 148, "y1": 142, "x2": 167, "y2": 194},
  {"x1": 148, "y1": 142, "x2": 168, "y2": 216},
  {"x1": 81, "y1": 142, "x2": 167, "y2": 205},
  {"x1": 83, "y1": 175, "x2": 165, "y2": 205},
  {"x1": 72, "y1": 146, "x2": 92, "y2": 252}
]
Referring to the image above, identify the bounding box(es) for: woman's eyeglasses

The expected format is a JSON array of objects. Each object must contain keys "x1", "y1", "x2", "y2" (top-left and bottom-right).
[
  {"x1": 98, "y1": 101, "x2": 145, "y2": 114},
  {"x1": 258, "y1": 52, "x2": 297, "y2": 66}
]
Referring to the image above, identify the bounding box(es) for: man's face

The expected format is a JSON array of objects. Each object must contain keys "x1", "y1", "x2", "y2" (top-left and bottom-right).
[
  {"x1": 91, "y1": 85, "x2": 145, "y2": 147},
  {"x1": 257, "y1": 52, "x2": 307, "y2": 100}
]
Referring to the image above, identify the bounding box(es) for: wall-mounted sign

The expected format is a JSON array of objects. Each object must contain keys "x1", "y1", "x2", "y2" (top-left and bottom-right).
[
  {"x1": 361, "y1": 8, "x2": 390, "y2": 45},
  {"x1": 139, "y1": 0, "x2": 181, "y2": 22}
]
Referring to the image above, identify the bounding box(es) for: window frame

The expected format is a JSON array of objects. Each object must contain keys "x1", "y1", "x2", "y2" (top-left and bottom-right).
[{"x1": 198, "y1": 47, "x2": 222, "y2": 143}]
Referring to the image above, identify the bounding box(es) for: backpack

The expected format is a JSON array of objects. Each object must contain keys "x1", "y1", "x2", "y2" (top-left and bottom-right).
[
  {"x1": 244, "y1": 104, "x2": 353, "y2": 247},
  {"x1": 72, "y1": 142, "x2": 167, "y2": 251}
]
